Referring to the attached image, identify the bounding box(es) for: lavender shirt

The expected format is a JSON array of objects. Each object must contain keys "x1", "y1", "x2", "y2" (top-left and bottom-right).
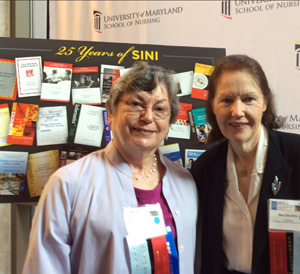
[{"x1": 23, "y1": 141, "x2": 198, "y2": 274}]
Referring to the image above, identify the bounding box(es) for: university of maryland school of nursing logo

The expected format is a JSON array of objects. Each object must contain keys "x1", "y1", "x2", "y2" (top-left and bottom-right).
[
  {"x1": 296, "y1": 41, "x2": 300, "y2": 70},
  {"x1": 93, "y1": 9, "x2": 102, "y2": 33},
  {"x1": 221, "y1": 0, "x2": 232, "y2": 19}
]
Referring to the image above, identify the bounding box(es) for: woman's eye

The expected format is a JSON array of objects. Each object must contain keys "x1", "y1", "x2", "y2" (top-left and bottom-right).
[
  {"x1": 221, "y1": 98, "x2": 232, "y2": 103},
  {"x1": 244, "y1": 97, "x2": 254, "y2": 103},
  {"x1": 154, "y1": 107, "x2": 165, "y2": 112},
  {"x1": 131, "y1": 101, "x2": 143, "y2": 108}
]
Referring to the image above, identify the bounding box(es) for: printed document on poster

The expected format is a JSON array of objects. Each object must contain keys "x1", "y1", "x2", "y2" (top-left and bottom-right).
[
  {"x1": 168, "y1": 102, "x2": 192, "y2": 139},
  {"x1": 7, "y1": 102, "x2": 39, "y2": 146},
  {"x1": 36, "y1": 106, "x2": 68, "y2": 146},
  {"x1": 159, "y1": 143, "x2": 183, "y2": 166},
  {"x1": 15, "y1": 56, "x2": 43, "y2": 97},
  {"x1": 27, "y1": 150, "x2": 60, "y2": 197},
  {"x1": 0, "y1": 58, "x2": 17, "y2": 100},
  {"x1": 73, "y1": 105, "x2": 105, "y2": 147},
  {"x1": 0, "y1": 104, "x2": 10, "y2": 147}
]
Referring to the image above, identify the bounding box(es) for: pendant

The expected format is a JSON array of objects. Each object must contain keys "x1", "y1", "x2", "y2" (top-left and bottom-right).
[
  {"x1": 241, "y1": 169, "x2": 247, "y2": 177},
  {"x1": 271, "y1": 176, "x2": 281, "y2": 196}
]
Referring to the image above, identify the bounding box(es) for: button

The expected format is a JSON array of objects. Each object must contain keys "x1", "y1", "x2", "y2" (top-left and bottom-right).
[
  {"x1": 180, "y1": 245, "x2": 184, "y2": 250},
  {"x1": 175, "y1": 210, "x2": 180, "y2": 215}
]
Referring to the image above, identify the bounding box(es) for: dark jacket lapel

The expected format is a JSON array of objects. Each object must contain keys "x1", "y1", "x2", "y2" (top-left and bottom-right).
[
  {"x1": 252, "y1": 130, "x2": 292, "y2": 273},
  {"x1": 206, "y1": 141, "x2": 228, "y2": 273}
]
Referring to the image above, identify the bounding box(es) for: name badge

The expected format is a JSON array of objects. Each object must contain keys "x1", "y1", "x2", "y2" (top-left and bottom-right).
[{"x1": 123, "y1": 203, "x2": 166, "y2": 239}]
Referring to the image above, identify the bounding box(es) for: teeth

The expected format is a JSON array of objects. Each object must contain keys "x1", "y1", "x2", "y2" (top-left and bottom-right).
[
  {"x1": 231, "y1": 123, "x2": 245, "y2": 127},
  {"x1": 137, "y1": 128, "x2": 150, "y2": 133}
]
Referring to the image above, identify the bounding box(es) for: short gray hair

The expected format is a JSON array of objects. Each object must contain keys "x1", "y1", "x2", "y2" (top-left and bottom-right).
[{"x1": 106, "y1": 61, "x2": 179, "y2": 124}]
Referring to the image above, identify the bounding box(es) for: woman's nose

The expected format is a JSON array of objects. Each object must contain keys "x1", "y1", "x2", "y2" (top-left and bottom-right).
[
  {"x1": 231, "y1": 100, "x2": 244, "y2": 117},
  {"x1": 140, "y1": 107, "x2": 154, "y2": 123}
]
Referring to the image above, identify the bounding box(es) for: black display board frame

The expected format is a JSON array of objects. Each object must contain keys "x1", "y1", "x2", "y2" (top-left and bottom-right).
[{"x1": 0, "y1": 37, "x2": 225, "y2": 203}]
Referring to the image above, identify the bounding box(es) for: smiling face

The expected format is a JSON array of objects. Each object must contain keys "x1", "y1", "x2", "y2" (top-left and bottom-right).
[
  {"x1": 108, "y1": 85, "x2": 171, "y2": 157},
  {"x1": 212, "y1": 70, "x2": 266, "y2": 149}
]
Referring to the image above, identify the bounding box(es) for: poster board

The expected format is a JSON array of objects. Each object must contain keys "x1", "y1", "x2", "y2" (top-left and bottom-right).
[{"x1": 0, "y1": 37, "x2": 225, "y2": 203}]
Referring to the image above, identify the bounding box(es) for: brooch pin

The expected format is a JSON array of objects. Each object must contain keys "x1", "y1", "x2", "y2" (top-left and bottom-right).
[{"x1": 271, "y1": 176, "x2": 281, "y2": 196}]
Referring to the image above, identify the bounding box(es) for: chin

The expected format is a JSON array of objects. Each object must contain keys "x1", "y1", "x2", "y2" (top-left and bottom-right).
[
  {"x1": 132, "y1": 139, "x2": 153, "y2": 148},
  {"x1": 227, "y1": 134, "x2": 249, "y2": 142}
]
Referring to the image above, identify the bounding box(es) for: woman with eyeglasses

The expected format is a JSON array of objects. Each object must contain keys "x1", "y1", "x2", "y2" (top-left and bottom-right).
[{"x1": 23, "y1": 62, "x2": 198, "y2": 274}]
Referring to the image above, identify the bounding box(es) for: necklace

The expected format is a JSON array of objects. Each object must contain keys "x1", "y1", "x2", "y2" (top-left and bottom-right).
[
  {"x1": 240, "y1": 168, "x2": 248, "y2": 177},
  {"x1": 133, "y1": 154, "x2": 157, "y2": 181},
  {"x1": 236, "y1": 160, "x2": 253, "y2": 178},
  {"x1": 240, "y1": 163, "x2": 253, "y2": 177}
]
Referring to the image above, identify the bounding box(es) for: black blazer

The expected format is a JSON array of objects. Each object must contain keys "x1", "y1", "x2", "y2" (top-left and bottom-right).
[{"x1": 191, "y1": 129, "x2": 300, "y2": 274}]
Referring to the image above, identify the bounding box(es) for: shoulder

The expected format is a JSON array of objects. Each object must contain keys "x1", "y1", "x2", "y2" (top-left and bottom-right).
[
  {"x1": 160, "y1": 155, "x2": 196, "y2": 193},
  {"x1": 42, "y1": 150, "x2": 106, "y2": 204},
  {"x1": 193, "y1": 139, "x2": 228, "y2": 168},
  {"x1": 161, "y1": 154, "x2": 193, "y2": 178},
  {"x1": 269, "y1": 129, "x2": 300, "y2": 154},
  {"x1": 190, "y1": 140, "x2": 228, "y2": 187},
  {"x1": 161, "y1": 156, "x2": 198, "y2": 205},
  {"x1": 49, "y1": 150, "x2": 105, "y2": 187},
  {"x1": 269, "y1": 129, "x2": 300, "y2": 142},
  {"x1": 267, "y1": 130, "x2": 300, "y2": 170}
]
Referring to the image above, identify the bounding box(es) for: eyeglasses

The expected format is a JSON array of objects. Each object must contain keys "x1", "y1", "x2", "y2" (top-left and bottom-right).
[{"x1": 119, "y1": 99, "x2": 170, "y2": 120}]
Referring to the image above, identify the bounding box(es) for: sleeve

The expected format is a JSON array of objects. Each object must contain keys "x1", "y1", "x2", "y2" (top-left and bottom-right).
[
  {"x1": 190, "y1": 156, "x2": 205, "y2": 197},
  {"x1": 22, "y1": 168, "x2": 74, "y2": 274}
]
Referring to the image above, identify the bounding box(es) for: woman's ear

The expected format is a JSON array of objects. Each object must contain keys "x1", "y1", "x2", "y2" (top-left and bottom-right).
[
  {"x1": 263, "y1": 99, "x2": 267, "y2": 112},
  {"x1": 107, "y1": 110, "x2": 113, "y2": 125}
]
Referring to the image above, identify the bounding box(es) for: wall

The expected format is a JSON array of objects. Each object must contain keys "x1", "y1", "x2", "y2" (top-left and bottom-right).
[
  {"x1": 0, "y1": 2, "x2": 11, "y2": 273},
  {"x1": 49, "y1": 1, "x2": 300, "y2": 135}
]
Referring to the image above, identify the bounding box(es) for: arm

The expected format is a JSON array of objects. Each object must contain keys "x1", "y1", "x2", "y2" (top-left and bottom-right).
[{"x1": 22, "y1": 169, "x2": 73, "y2": 274}]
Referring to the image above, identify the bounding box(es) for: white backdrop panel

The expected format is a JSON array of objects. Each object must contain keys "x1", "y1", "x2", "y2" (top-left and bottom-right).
[{"x1": 49, "y1": 0, "x2": 300, "y2": 133}]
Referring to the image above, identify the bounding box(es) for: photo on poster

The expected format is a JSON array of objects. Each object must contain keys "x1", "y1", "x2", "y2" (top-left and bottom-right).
[
  {"x1": 168, "y1": 102, "x2": 192, "y2": 139},
  {"x1": 172, "y1": 71, "x2": 193, "y2": 97},
  {"x1": 60, "y1": 145, "x2": 90, "y2": 167},
  {"x1": 185, "y1": 149, "x2": 205, "y2": 170},
  {"x1": 192, "y1": 108, "x2": 211, "y2": 144},
  {"x1": 71, "y1": 66, "x2": 101, "y2": 105},
  {"x1": 159, "y1": 143, "x2": 183, "y2": 166},
  {"x1": 41, "y1": 61, "x2": 73, "y2": 102},
  {"x1": 0, "y1": 151, "x2": 28, "y2": 195},
  {"x1": 100, "y1": 64, "x2": 124, "y2": 103}
]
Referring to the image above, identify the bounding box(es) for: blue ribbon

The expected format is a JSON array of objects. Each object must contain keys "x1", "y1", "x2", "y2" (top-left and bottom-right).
[{"x1": 165, "y1": 225, "x2": 179, "y2": 274}]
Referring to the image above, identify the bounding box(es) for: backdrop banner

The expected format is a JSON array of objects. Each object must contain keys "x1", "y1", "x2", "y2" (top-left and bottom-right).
[{"x1": 49, "y1": 0, "x2": 300, "y2": 134}]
